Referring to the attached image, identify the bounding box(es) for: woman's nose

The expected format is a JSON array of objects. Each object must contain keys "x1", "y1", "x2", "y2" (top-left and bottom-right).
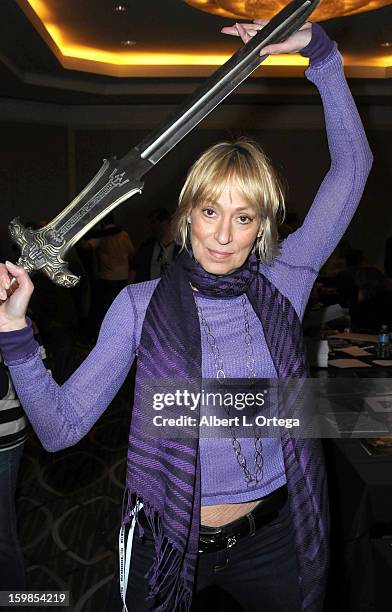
[{"x1": 214, "y1": 218, "x2": 232, "y2": 245}]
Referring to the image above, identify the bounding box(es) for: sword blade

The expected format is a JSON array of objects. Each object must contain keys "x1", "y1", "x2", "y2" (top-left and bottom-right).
[{"x1": 122, "y1": 0, "x2": 319, "y2": 169}]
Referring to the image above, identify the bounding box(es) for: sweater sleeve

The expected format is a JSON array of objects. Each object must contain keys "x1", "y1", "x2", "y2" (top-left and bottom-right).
[
  {"x1": 0, "y1": 286, "x2": 138, "y2": 452},
  {"x1": 278, "y1": 46, "x2": 373, "y2": 273}
]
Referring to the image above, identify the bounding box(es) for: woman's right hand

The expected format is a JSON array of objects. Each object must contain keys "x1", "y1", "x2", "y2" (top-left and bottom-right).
[{"x1": 0, "y1": 261, "x2": 33, "y2": 331}]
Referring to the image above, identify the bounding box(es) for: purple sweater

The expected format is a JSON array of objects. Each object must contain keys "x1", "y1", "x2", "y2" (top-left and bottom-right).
[{"x1": 0, "y1": 46, "x2": 373, "y2": 506}]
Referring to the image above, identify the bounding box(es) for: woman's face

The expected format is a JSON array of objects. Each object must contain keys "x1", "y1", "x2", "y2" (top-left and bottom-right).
[{"x1": 189, "y1": 178, "x2": 262, "y2": 275}]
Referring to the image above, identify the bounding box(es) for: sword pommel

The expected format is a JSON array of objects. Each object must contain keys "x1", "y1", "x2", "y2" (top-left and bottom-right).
[{"x1": 9, "y1": 217, "x2": 80, "y2": 288}]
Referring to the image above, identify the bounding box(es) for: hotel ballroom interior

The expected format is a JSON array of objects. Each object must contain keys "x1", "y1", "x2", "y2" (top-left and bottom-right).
[{"x1": 0, "y1": 1, "x2": 391, "y2": 611}]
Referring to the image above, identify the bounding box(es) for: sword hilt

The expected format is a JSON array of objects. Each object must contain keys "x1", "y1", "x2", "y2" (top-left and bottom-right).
[
  {"x1": 8, "y1": 218, "x2": 80, "y2": 288},
  {"x1": 0, "y1": 275, "x2": 19, "y2": 305}
]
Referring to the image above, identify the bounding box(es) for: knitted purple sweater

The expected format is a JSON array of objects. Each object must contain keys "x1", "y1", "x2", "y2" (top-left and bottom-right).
[{"x1": 0, "y1": 46, "x2": 372, "y2": 506}]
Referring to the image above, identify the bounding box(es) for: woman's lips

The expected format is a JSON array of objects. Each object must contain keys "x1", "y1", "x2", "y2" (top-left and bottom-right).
[{"x1": 207, "y1": 248, "x2": 233, "y2": 260}]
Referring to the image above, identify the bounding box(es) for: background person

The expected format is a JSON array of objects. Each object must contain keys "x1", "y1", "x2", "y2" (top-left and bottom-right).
[
  {"x1": 0, "y1": 355, "x2": 26, "y2": 599},
  {"x1": 83, "y1": 212, "x2": 135, "y2": 332},
  {"x1": 131, "y1": 207, "x2": 179, "y2": 282}
]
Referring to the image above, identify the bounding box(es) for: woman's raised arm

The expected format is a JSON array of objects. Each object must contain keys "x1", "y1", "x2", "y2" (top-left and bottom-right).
[
  {"x1": 222, "y1": 22, "x2": 373, "y2": 273},
  {"x1": 278, "y1": 25, "x2": 373, "y2": 271}
]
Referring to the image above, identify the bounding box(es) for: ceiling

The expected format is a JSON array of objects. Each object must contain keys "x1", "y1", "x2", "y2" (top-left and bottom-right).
[
  {"x1": 0, "y1": 0, "x2": 391, "y2": 108},
  {"x1": 184, "y1": 0, "x2": 392, "y2": 21}
]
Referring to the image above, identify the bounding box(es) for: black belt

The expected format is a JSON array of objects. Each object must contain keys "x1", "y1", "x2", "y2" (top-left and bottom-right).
[{"x1": 198, "y1": 484, "x2": 288, "y2": 553}]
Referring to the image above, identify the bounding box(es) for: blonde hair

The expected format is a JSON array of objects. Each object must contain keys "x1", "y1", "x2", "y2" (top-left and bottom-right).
[{"x1": 174, "y1": 138, "x2": 285, "y2": 263}]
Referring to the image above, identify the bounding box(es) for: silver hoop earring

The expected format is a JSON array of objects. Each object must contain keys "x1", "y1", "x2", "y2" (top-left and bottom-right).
[
  {"x1": 185, "y1": 222, "x2": 191, "y2": 245},
  {"x1": 253, "y1": 232, "x2": 263, "y2": 254}
]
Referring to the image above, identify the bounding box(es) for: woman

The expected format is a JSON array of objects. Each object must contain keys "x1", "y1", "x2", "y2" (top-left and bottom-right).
[{"x1": 0, "y1": 20, "x2": 372, "y2": 612}]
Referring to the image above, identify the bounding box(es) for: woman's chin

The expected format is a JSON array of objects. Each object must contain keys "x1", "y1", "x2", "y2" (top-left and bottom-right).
[{"x1": 200, "y1": 259, "x2": 236, "y2": 275}]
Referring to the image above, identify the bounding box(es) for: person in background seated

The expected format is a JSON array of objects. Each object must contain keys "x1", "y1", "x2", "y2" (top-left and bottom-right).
[
  {"x1": 335, "y1": 248, "x2": 364, "y2": 308},
  {"x1": 131, "y1": 208, "x2": 180, "y2": 282},
  {"x1": 384, "y1": 235, "x2": 392, "y2": 278},
  {"x1": 320, "y1": 239, "x2": 353, "y2": 279},
  {"x1": 349, "y1": 267, "x2": 392, "y2": 332},
  {"x1": 86, "y1": 212, "x2": 135, "y2": 328},
  {"x1": 278, "y1": 210, "x2": 300, "y2": 239}
]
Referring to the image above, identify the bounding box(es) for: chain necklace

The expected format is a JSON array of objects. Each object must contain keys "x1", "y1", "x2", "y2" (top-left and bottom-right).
[{"x1": 194, "y1": 293, "x2": 264, "y2": 486}]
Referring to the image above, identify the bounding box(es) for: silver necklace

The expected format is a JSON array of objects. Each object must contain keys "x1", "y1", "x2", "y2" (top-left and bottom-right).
[{"x1": 194, "y1": 293, "x2": 263, "y2": 486}]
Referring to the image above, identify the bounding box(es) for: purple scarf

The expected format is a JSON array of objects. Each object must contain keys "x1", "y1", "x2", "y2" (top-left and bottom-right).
[{"x1": 125, "y1": 250, "x2": 329, "y2": 611}]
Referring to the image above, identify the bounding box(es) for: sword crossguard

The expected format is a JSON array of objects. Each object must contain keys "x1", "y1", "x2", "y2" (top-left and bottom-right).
[{"x1": 9, "y1": 218, "x2": 80, "y2": 288}]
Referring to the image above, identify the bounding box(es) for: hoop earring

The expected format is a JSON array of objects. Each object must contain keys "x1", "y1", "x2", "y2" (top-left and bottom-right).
[
  {"x1": 185, "y1": 221, "x2": 191, "y2": 246},
  {"x1": 254, "y1": 232, "x2": 263, "y2": 256}
]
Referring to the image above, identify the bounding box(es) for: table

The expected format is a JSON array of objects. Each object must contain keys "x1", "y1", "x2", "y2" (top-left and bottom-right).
[
  {"x1": 323, "y1": 439, "x2": 392, "y2": 611},
  {"x1": 372, "y1": 538, "x2": 392, "y2": 612},
  {"x1": 308, "y1": 334, "x2": 392, "y2": 610}
]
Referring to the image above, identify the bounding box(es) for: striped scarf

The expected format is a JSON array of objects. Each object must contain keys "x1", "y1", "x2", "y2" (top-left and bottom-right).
[{"x1": 124, "y1": 250, "x2": 329, "y2": 611}]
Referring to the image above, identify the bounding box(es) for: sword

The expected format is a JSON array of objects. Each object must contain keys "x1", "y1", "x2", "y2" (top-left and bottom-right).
[{"x1": 5, "y1": 0, "x2": 319, "y2": 296}]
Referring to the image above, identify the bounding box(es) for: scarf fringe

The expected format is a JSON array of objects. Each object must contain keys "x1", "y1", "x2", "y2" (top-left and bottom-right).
[{"x1": 124, "y1": 491, "x2": 194, "y2": 612}]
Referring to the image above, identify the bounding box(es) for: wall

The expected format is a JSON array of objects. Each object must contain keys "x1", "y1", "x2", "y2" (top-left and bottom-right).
[{"x1": 0, "y1": 101, "x2": 390, "y2": 268}]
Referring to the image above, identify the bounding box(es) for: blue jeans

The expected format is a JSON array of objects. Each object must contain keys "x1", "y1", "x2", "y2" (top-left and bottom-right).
[
  {"x1": 0, "y1": 444, "x2": 26, "y2": 591},
  {"x1": 107, "y1": 500, "x2": 301, "y2": 611}
]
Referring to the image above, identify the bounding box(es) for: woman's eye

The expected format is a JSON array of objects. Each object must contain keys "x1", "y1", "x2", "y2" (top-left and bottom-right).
[
  {"x1": 238, "y1": 215, "x2": 252, "y2": 224},
  {"x1": 202, "y1": 208, "x2": 215, "y2": 217}
]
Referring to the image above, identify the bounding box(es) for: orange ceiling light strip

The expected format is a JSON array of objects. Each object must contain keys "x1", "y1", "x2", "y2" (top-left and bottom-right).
[
  {"x1": 184, "y1": 0, "x2": 392, "y2": 21},
  {"x1": 18, "y1": 0, "x2": 392, "y2": 77},
  {"x1": 61, "y1": 50, "x2": 308, "y2": 67},
  {"x1": 43, "y1": 25, "x2": 229, "y2": 66},
  {"x1": 23, "y1": 0, "x2": 313, "y2": 68},
  {"x1": 344, "y1": 53, "x2": 392, "y2": 67},
  {"x1": 24, "y1": 0, "x2": 226, "y2": 66}
]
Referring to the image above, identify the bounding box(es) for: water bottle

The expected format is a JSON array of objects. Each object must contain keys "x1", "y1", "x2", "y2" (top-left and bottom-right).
[{"x1": 377, "y1": 325, "x2": 390, "y2": 359}]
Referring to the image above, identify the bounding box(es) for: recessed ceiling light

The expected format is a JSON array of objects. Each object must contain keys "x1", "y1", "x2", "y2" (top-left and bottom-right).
[
  {"x1": 114, "y1": 4, "x2": 128, "y2": 12},
  {"x1": 121, "y1": 40, "x2": 136, "y2": 47},
  {"x1": 380, "y1": 41, "x2": 392, "y2": 47}
]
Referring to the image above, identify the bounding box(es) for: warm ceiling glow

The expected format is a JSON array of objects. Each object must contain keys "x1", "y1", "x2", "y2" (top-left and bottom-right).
[
  {"x1": 58, "y1": 48, "x2": 230, "y2": 66},
  {"x1": 183, "y1": 0, "x2": 392, "y2": 20},
  {"x1": 16, "y1": 0, "x2": 392, "y2": 77},
  {"x1": 64, "y1": 51, "x2": 307, "y2": 67},
  {"x1": 27, "y1": 0, "x2": 52, "y2": 21},
  {"x1": 24, "y1": 0, "x2": 308, "y2": 67},
  {"x1": 345, "y1": 53, "x2": 392, "y2": 67}
]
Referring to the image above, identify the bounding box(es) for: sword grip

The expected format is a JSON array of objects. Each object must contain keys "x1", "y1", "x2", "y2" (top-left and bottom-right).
[{"x1": 0, "y1": 276, "x2": 19, "y2": 305}]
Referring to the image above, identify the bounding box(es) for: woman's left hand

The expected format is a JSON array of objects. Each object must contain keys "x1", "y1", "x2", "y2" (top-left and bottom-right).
[{"x1": 221, "y1": 20, "x2": 312, "y2": 55}]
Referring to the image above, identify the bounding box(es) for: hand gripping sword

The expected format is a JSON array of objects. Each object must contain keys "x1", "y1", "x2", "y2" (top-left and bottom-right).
[{"x1": 5, "y1": 0, "x2": 319, "y2": 296}]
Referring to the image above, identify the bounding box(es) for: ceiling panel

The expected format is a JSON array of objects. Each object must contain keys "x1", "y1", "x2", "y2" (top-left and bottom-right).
[{"x1": 0, "y1": 0, "x2": 390, "y2": 107}]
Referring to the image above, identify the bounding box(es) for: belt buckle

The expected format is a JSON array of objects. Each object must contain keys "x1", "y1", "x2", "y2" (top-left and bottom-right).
[{"x1": 225, "y1": 535, "x2": 237, "y2": 548}]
